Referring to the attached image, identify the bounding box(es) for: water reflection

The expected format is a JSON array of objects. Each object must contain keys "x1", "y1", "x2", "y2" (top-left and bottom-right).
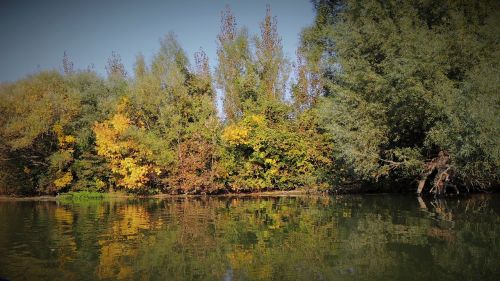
[{"x1": 0, "y1": 195, "x2": 498, "y2": 280}]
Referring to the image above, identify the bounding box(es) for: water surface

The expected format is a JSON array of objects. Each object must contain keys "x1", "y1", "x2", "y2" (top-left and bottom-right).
[{"x1": 0, "y1": 194, "x2": 499, "y2": 280}]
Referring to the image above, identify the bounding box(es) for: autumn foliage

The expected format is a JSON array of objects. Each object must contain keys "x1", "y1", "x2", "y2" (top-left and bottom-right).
[{"x1": 0, "y1": 2, "x2": 498, "y2": 195}]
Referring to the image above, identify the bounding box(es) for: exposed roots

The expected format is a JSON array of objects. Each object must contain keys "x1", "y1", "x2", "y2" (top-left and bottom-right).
[{"x1": 417, "y1": 151, "x2": 458, "y2": 196}]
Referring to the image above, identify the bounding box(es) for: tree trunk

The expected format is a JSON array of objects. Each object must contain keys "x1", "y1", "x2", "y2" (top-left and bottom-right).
[{"x1": 417, "y1": 151, "x2": 455, "y2": 196}]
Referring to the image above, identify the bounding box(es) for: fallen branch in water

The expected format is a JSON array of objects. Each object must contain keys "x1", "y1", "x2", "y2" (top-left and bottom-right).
[{"x1": 417, "y1": 151, "x2": 458, "y2": 196}]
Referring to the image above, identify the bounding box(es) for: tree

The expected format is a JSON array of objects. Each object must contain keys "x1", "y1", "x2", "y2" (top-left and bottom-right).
[
  {"x1": 304, "y1": 0, "x2": 499, "y2": 191},
  {"x1": 134, "y1": 53, "x2": 147, "y2": 79},
  {"x1": 255, "y1": 5, "x2": 289, "y2": 102},
  {"x1": 94, "y1": 100, "x2": 163, "y2": 191},
  {"x1": 216, "y1": 5, "x2": 257, "y2": 121},
  {"x1": 93, "y1": 34, "x2": 221, "y2": 194},
  {"x1": 220, "y1": 113, "x2": 332, "y2": 192},
  {"x1": 0, "y1": 71, "x2": 81, "y2": 193},
  {"x1": 106, "y1": 51, "x2": 127, "y2": 79},
  {"x1": 62, "y1": 51, "x2": 75, "y2": 75},
  {"x1": 291, "y1": 50, "x2": 321, "y2": 112}
]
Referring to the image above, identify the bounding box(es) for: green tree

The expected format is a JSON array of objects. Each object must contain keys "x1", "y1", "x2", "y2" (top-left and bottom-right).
[
  {"x1": 255, "y1": 5, "x2": 289, "y2": 102},
  {"x1": 216, "y1": 6, "x2": 258, "y2": 121},
  {"x1": 304, "y1": 0, "x2": 499, "y2": 191},
  {"x1": 0, "y1": 72, "x2": 80, "y2": 194}
]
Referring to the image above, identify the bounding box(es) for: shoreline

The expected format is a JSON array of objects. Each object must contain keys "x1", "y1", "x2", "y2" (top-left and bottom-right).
[
  {"x1": 0, "y1": 189, "x2": 323, "y2": 201},
  {"x1": 1, "y1": 189, "x2": 496, "y2": 201}
]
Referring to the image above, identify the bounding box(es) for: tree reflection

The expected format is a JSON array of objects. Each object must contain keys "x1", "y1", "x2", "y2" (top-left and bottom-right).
[{"x1": 0, "y1": 195, "x2": 498, "y2": 280}]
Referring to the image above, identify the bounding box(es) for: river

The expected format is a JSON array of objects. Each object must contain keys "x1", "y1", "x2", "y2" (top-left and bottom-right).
[{"x1": 0, "y1": 194, "x2": 499, "y2": 280}]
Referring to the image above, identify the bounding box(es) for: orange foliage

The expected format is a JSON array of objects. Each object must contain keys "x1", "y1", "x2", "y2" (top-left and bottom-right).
[{"x1": 167, "y1": 135, "x2": 221, "y2": 193}]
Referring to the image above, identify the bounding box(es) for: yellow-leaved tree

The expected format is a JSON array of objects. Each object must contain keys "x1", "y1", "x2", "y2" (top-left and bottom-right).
[
  {"x1": 51, "y1": 123, "x2": 77, "y2": 190},
  {"x1": 94, "y1": 99, "x2": 161, "y2": 191}
]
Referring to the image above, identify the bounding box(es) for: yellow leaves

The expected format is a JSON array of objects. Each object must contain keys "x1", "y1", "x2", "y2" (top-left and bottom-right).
[
  {"x1": 110, "y1": 113, "x2": 130, "y2": 134},
  {"x1": 57, "y1": 135, "x2": 76, "y2": 147},
  {"x1": 54, "y1": 172, "x2": 73, "y2": 189},
  {"x1": 222, "y1": 124, "x2": 249, "y2": 145},
  {"x1": 49, "y1": 123, "x2": 76, "y2": 190},
  {"x1": 154, "y1": 167, "x2": 162, "y2": 176},
  {"x1": 94, "y1": 121, "x2": 119, "y2": 158},
  {"x1": 245, "y1": 114, "x2": 265, "y2": 127},
  {"x1": 53, "y1": 123, "x2": 64, "y2": 136},
  {"x1": 113, "y1": 158, "x2": 149, "y2": 189},
  {"x1": 93, "y1": 111, "x2": 130, "y2": 153},
  {"x1": 221, "y1": 114, "x2": 268, "y2": 146},
  {"x1": 63, "y1": 135, "x2": 76, "y2": 144},
  {"x1": 116, "y1": 96, "x2": 130, "y2": 112},
  {"x1": 222, "y1": 114, "x2": 268, "y2": 146},
  {"x1": 95, "y1": 179, "x2": 107, "y2": 190},
  {"x1": 264, "y1": 158, "x2": 277, "y2": 166},
  {"x1": 94, "y1": 113, "x2": 133, "y2": 159},
  {"x1": 53, "y1": 123, "x2": 76, "y2": 148},
  {"x1": 94, "y1": 112, "x2": 157, "y2": 190}
]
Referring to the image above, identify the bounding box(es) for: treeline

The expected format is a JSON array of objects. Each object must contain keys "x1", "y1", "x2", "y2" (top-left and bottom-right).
[{"x1": 0, "y1": 1, "x2": 498, "y2": 195}]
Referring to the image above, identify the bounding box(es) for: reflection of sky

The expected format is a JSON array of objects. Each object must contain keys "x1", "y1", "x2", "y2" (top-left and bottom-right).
[{"x1": 0, "y1": 0, "x2": 314, "y2": 82}]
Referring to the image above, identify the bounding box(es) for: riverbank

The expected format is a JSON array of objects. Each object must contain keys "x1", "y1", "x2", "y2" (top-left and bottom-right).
[
  {"x1": 0, "y1": 189, "x2": 326, "y2": 201},
  {"x1": 2, "y1": 187, "x2": 497, "y2": 201}
]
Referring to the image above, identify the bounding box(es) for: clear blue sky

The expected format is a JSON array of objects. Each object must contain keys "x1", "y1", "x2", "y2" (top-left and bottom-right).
[{"x1": 0, "y1": 0, "x2": 315, "y2": 82}]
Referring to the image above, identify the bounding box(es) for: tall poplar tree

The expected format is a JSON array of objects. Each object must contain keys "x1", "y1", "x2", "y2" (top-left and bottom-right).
[{"x1": 216, "y1": 6, "x2": 257, "y2": 121}]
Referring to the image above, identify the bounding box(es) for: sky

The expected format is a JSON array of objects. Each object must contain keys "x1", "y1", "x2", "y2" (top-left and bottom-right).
[{"x1": 0, "y1": 0, "x2": 315, "y2": 82}]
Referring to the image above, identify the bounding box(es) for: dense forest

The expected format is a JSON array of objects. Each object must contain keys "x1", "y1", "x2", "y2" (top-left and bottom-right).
[{"x1": 0, "y1": 0, "x2": 498, "y2": 195}]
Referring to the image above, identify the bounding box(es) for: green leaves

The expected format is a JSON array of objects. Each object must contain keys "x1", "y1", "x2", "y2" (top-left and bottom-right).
[
  {"x1": 220, "y1": 112, "x2": 332, "y2": 191},
  {"x1": 306, "y1": 0, "x2": 499, "y2": 189}
]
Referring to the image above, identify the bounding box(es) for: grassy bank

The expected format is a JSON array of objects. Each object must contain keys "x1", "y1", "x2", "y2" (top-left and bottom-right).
[{"x1": 0, "y1": 189, "x2": 328, "y2": 201}]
